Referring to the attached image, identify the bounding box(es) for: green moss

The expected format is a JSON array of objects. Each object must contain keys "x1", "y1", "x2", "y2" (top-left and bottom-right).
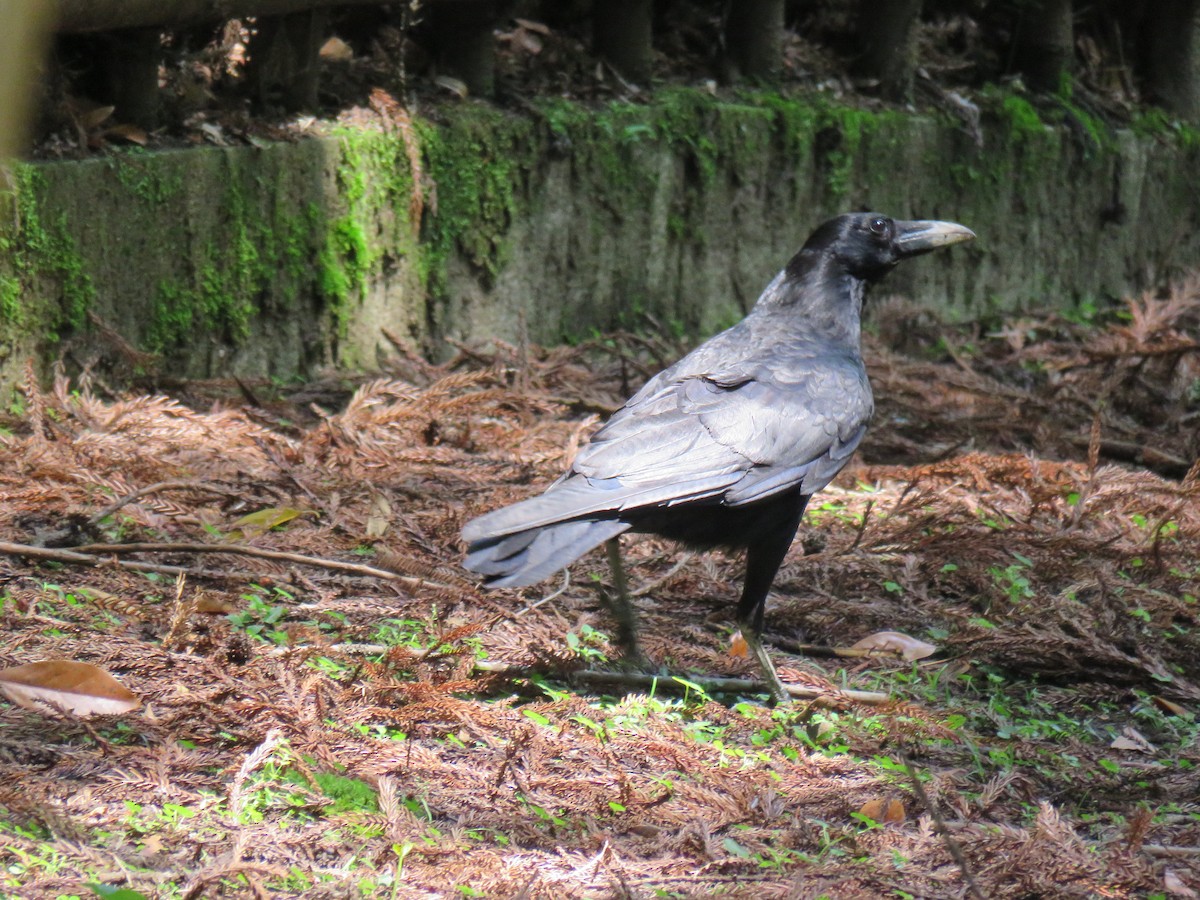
[
  {"x1": 1131, "y1": 107, "x2": 1200, "y2": 149},
  {"x1": 109, "y1": 151, "x2": 183, "y2": 204},
  {"x1": 303, "y1": 130, "x2": 420, "y2": 351},
  {"x1": 0, "y1": 164, "x2": 94, "y2": 338},
  {"x1": 998, "y1": 93, "x2": 1046, "y2": 138},
  {"x1": 0, "y1": 275, "x2": 21, "y2": 326},
  {"x1": 417, "y1": 108, "x2": 535, "y2": 296}
]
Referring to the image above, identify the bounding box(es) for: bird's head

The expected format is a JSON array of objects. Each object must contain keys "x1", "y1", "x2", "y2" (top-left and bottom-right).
[{"x1": 795, "y1": 212, "x2": 975, "y2": 283}]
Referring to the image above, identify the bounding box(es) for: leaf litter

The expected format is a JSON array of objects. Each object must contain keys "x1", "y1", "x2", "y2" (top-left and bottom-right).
[{"x1": 0, "y1": 283, "x2": 1198, "y2": 898}]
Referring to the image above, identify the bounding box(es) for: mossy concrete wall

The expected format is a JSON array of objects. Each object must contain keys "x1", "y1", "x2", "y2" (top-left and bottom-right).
[{"x1": 2, "y1": 89, "x2": 1198, "y2": 393}]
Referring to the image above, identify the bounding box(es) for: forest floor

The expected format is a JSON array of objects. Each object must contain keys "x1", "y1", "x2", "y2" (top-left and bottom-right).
[{"x1": 0, "y1": 281, "x2": 1198, "y2": 899}]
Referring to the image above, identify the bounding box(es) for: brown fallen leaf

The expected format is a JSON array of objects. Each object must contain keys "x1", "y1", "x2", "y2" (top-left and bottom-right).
[
  {"x1": 105, "y1": 123, "x2": 148, "y2": 146},
  {"x1": 78, "y1": 104, "x2": 116, "y2": 130},
  {"x1": 1165, "y1": 868, "x2": 1198, "y2": 898},
  {"x1": 850, "y1": 631, "x2": 937, "y2": 662},
  {"x1": 365, "y1": 492, "x2": 392, "y2": 540},
  {"x1": 729, "y1": 631, "x2": 749, "y2": 658},
  {"x1": 0, "y1": 660, "x2": 140, "y2": 717},
  {"x1": 514, "y1": 18, "x2": 551, "y2": 35},
  {"x1": 195, "y1": 593, "x2": 235, "y2": 615},
  {"x1": 1110, "y1": 727, "x2": 1156, "y2": 754},
  {"x1": 857, "y1": 797, "x2": 906, "y2": 824},
  {"x1": 319, "y1": 36, "x2": 353, "y2": 62},
  {"x1": 1153, "y1": 696, "x2": 1189, "y2": 717}
]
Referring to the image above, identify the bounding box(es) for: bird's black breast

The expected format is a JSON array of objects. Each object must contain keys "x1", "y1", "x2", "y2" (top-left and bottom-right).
[{"x1": 628, "y1": 489, "x2": 810, "y2": 551}]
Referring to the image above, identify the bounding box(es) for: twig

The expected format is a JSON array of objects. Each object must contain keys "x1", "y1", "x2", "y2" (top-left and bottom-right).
[
  {"x1": 515, "y1": 569, "x2": 570, "y2": 615},
  {"x1": 66, "y1": 541, "x2": 454, "y2": 590},
  {"x1": 631, "y1": 552, "x2": 693, "y2": 597},
  {"x1": 86, "y1": 480, "x2": 239, "y2": 526},
  {"x1": 1143, "y1": 844, "x2": 1200, "y2": 858},
  {"x1": 471, "y1": 660, "x2": 890, "y2": 704},
  {"x1": 771, "y1": 636, "x2": 911, "y2": 660},
  {"x1": 0, "y1": 540, "x2": 258, "y2": 580},
  {"x1": 901, "y1": 753, "x2": 986, "y2": 900},
  {"x1": 1066, "y1": 434, "x2": 1193, "y2": 477}
]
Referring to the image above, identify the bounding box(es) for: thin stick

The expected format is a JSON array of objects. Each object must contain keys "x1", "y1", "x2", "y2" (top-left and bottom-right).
[
  {"x1": 0, "y1": 540, "x2": 250, "y2": 580},
  {"x1": 900, "y1": 753, "x2": 986, "y2": 900},
  {"x1": 471, "y1": 660, "x2": 890, "y2": 704},
  {"x1": 631, "y1": 552, "x2": 693, "y2": 597},
  {"x1": 1143, "y1": 845, "x2": 1200, "y2": 858},
  {"x1": 515, "y1": 569, "x2": 570, "y2": 616},
  {"x1": 67, "y1": 541, "x2": 453, "y2": 590},
  {"x1": 86, "y1": 480, "x2": 239, "y2": 526}
]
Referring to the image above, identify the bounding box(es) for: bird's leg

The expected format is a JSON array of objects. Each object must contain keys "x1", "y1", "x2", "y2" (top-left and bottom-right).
[
  {"x1": 737, "y1": 501, "x2": 806, "y2": 705},
  {"x1": 601, "y1": 537, "x2": 648, "y2": 667}
]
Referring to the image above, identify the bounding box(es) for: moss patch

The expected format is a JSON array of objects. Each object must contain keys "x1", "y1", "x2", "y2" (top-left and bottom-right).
[{"x1": 0, "y1": 164, "x2": 94, "y2": 339}]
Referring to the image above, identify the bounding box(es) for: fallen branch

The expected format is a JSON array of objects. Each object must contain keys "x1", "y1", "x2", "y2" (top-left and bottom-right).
[
  {"x1": 901, "y1": 753, "x2": 987, "y2": 900},
  {"x1": 474, "y1": 660, "x2": 891, "y2": 704},
  {"x1": 271, "y1": 645, "x2": 891, "y2": 703},
  {"x1": 0, "y1": 540, "x2": 259, "y2": 581},
  {"x1": 86, "y1": 480, "x2": 242, "y2": 526},
  {"x1": 1066, "y1": 435, "x2": 1194, "y2": 477},
  {"x1": 67, "y1": 541, "x2": 455, "y2": 590},
  {"x1": 1143, "y1": 844, "x2": 1200, "y2": 858}
]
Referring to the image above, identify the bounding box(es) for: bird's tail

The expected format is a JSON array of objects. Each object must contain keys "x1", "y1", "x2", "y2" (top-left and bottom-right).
[{"x1": 464, "y1": 518, "x2": 631, "y2": 588}]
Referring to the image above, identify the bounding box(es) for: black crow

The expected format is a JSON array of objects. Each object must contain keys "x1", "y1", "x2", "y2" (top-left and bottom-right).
[{"x1": 463, "y1": 212, "x2": 974, "y2": 702}]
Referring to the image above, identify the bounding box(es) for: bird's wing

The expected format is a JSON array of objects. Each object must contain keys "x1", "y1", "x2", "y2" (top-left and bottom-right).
[
  {"x1": 463, "y1": 354, "x2": 871, "y2": 543},
  {"x1": 677, "y1": 357, "x2": 872, "y2": 504},
  {"x1": 463, "y1": 385, "x2": 746, "y2": 542},
  {"x1": 578, "y1": 352, "x2": 871, "y2": 499}
]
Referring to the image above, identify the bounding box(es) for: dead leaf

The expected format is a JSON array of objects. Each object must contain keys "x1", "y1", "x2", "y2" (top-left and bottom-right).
[
  {"x1": 195, "y1": 594, "x2": 235, "y2": 615},
  {"x1": 105, "y1": 123, "x2": 148, "y2": 146},
  {"x1": 0, "y1": 660, "x2": 140, "y2": 717},
  {"x1": 139, "y1": 833, "x2": 166, "y2": 856},
  {"x1": 1153, "y1": 696, "x2": 1189, "y2": 717},
  {"x1": 729, "y1": 631, "x2": 749, "y2": 658},
  {"x1": 365, "y1": 492, "x2": 392, "y2": 540},
  {"x1": 230, "y1": 506, "x2": 304, "y2": 538},
  {"x1": 857, "y1": 797, "x2": 905, "y2": 824},
  {"x1": 512, "y1": 29, "x2": 543, "y2": 55},
  {"x1": 1110, "y1": 727, "x2": 1156, "y2": 753},
  {"x1": 434, "y1": 75, "x2": 468, "y2": 99},
  {"x1": 849, "y1": 631, "x2": 937, "y2": 662},
  {"x1": 319, "y1": 36, "x2": 353, "y2": 62},
  {"x1": 1165, "y1": 869, "x2": 1198, "y2": 898},
  {"x1": 79, "y1": 104, "x2": 116, "y2": 130},
  {"x1": 514, "y1": 18, "x2": 551, "y2": 35},
  {"x1": 199, "y1": 122, "x2": 227, "y2": 146}
]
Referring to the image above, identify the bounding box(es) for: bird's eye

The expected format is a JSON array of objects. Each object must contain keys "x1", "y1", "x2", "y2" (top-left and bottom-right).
[{"x1": 869, "y1": 217, "x2": 890, "y2": 236}]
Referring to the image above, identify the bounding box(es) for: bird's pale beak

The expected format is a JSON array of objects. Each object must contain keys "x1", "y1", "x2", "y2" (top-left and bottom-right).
[{"x1": 894, "y1": 219, "x2": 976, "y2": 256}]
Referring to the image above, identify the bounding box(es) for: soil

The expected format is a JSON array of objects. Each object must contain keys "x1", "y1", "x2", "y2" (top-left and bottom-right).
[{"x1": 0, "y1": 285, "x2": 1198, "y2": 898}]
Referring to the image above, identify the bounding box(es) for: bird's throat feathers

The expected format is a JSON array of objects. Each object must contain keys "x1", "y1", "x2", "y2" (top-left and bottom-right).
[{"x1": 756, "y1": 251, "x2": 867, "y2": 347}]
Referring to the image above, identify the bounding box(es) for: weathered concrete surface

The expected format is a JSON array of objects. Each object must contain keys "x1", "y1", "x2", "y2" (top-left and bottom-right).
[{"x1": 1, "y1": 91, "x2": 1198, "y2": 393}]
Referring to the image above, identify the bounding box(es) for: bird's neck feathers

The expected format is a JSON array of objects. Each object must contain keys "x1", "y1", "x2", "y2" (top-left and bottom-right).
[{"x1": 755, "y1": 250, "x2": 866, "y2": 347}]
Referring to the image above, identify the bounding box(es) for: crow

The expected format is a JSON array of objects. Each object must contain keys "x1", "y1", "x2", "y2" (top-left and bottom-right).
[{"x1": 462, "y1": 212, "x2": 975, "y2": 703}]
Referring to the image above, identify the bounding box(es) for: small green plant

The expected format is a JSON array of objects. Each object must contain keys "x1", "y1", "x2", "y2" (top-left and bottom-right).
[
  {"x1": 228, "y1": 589, "x2": 290, "y2": 644},
  {"x1": 564, "y1": 622, "x2": 609, "y2": 661}
]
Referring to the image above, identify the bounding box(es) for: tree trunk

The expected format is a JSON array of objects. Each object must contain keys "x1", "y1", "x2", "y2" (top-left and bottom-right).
[
  {"x1": 1143, "y1": 0, "x2": 1200, "y2": 119},
  {"x1": 431, "y1": 0, "x2": 497, "y2": 99},
  {"x1": 0, "y1": 1, "x2": 53, "y2": 158},
  {"x1": 244, "y1": 9, "x2": 328, "y2": 112},
  {"x1": 104, "y1": 28, "x2": 161, "y2": 127},
  {"x1": 1010, "y1": 0, "x2": 1074, "y2": 93},
  {"x1": 724, "y1": 0, "x2": 784, "y2": 83},
  {"x1": 53, "y1": 0, "x2": 384, "y2": 34},
  {"x1": 855, "y1": 0, "x2": 922, "y2": 100},
  {"x1": 593, "y1": 0, "x2": 653, "y2": 84}
]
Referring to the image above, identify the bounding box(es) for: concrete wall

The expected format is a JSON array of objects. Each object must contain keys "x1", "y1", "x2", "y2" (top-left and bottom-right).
[{"x1": 1, "y1": 90, "x2": 1197, "y2": 392}]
